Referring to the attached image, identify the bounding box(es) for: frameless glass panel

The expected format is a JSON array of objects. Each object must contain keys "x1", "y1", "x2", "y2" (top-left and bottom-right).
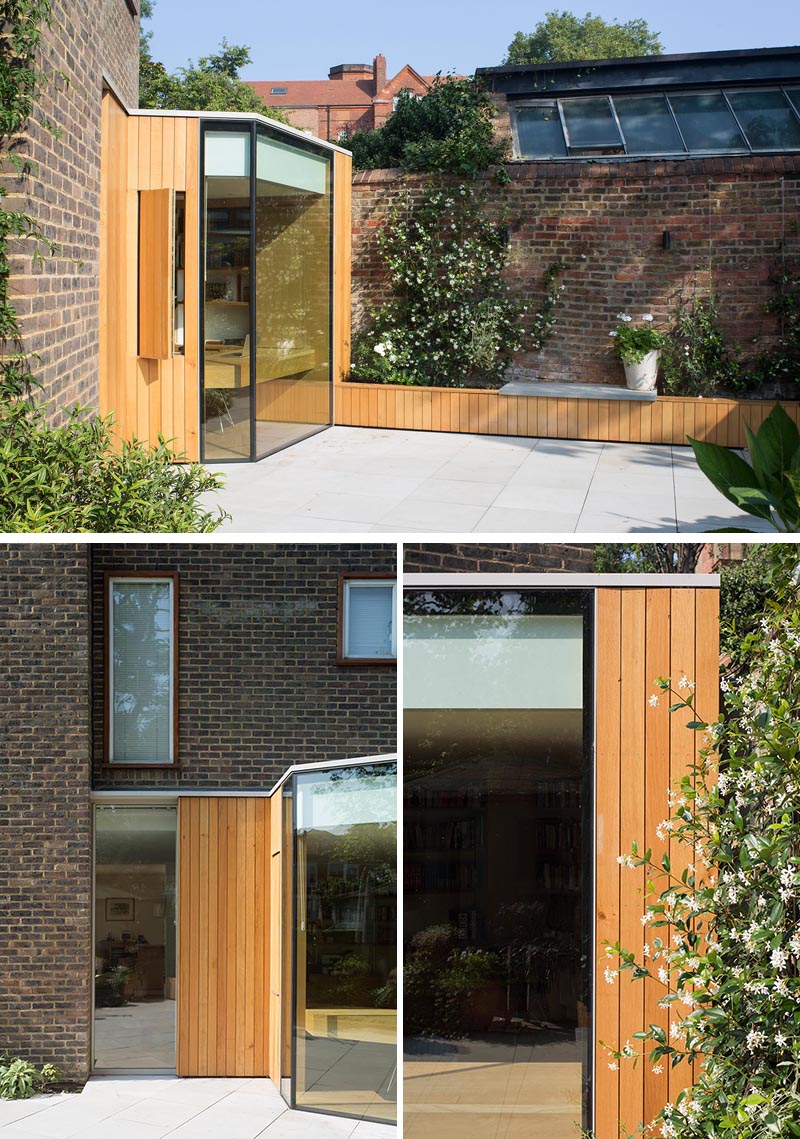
[
  {"x1": 787, "y1": 88, "x2": 800, "y2": 117},
  {"x1": 514, "y1": 104, "x2": 567, "y2": 158},
  {"x1": 254, "y1": 128, "x2": 332, "y2": 460},
  {"x1": 94, "y1": 806, "x2": 177, "y2": 1069},
  {"x1": 110, "y1": 578, "x2": 173, "y2": 764},
  {"x1": 404, "y1": 590, "x2": 591, "y2": 1139},
  {"x1": 203, "y1": 130, "x2": 253, "y2": 460},
  {"x1": 668, "y1": 92, "x2": 746, "y2": 152},
  {"x1": 294, "y1": 763, "x2": 397, "y2": 1123},
  {"x1": 561, "y1": 96, "x2": 622, "y2": 149},
  {"x1": 614, "y1": 94, "x2": 686, "y2": 154},
  {"x1": 728, "y1": 89, "x2": 800, "y2": 150}
]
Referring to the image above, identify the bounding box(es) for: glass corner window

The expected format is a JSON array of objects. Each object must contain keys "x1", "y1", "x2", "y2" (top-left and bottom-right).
[
  {"x1": 107, "y1": 574, "x2": 177, "y2": 765},
  {"x1": 340, "y1": 577, "x2": 397, "y2": 663}
]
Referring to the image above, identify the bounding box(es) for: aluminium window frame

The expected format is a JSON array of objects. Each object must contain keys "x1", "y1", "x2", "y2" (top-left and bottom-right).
[
  {"x1": 337, "y1": 573, "x2": 397, "y2": 665},
  {"x1": 510, "y1": 83, "x2": 800, "y2": 160},
  {"x1": 104, "y1": 571, "x2": 179, "y2": 768}
]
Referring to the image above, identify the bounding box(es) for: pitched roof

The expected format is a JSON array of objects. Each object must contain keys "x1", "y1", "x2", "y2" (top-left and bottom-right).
[{"x1": 249, "y1": 79, "x2": 375, "y2": 108}]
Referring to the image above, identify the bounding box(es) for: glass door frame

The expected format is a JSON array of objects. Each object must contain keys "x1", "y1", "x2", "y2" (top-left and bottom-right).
[
  {"x1": 91, "y1": 797, "x2": 179, "y2": 1075},
  {"x1": 402, "y1": 579, "x2": 596, "y2": 1136},
  {"x1": 199, "y1": 118, "x2": 335, "y2": 464},
  {"x1": 288, "y1": 757, "x2": 399, "y2": 1125}
]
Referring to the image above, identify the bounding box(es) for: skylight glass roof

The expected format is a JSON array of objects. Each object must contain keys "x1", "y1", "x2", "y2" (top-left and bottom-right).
[{"x1": 512, "y1": 86, "x2": 800, "y2": 159}]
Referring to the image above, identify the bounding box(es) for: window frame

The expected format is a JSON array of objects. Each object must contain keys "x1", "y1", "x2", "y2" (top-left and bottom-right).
[
  {"x1": 337, "y1": 573, "x2": 397, "y2": 666},
  {"x1": 104, "y1": 571, "x2": 179, "y2": 767},
  {"x1": 510, "y1": 83, "x2": 800, "y2": 160}
]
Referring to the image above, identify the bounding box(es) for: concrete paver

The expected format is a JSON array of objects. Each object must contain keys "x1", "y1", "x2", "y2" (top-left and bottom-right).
[{"x1": 203, "y1": 427, "x2": 771, "y2": 534}]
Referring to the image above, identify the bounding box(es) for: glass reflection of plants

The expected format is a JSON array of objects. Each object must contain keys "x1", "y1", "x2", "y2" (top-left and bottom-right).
[{"x1": 111, "y1": 581, "x2": 172, "y2": 763}]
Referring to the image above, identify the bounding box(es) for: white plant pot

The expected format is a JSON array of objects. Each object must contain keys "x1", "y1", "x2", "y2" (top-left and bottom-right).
[{"x1": 623, "y1": 350, "x2": 659, "y2": 391}]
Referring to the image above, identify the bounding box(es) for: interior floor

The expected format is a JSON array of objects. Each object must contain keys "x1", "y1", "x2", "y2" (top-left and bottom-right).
[
  {"x1": 94, "y1": 999, "x2": 176, "y2": 1070},
  {"x1": 298, "y1": 1035, "x2": 396, "y2": 1123},
  {"x1": 204, "y1": 418, "x2": 329, "y2": 461},
  {"x1": 404, "y1": 1036, "x2": 581, "y2": 1139}
]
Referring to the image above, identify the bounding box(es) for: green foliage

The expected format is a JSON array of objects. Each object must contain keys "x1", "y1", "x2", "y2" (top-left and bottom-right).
[
  {"x1": 350, "y1": 184, "x2": 534, "y2": 387},
  {"x1": 660, "y1": 293, "x2": 751, "y2": 397},
  {"x1": 345, "y1": 77, "x2": 508, "y2": 176},
  {"x1": 749, "y1": 260, "x2": 800, "y2": 388},
  {"x1": 593, "y1": 544, "x2": 703, "y2": 574},
  {"x1": 504, "y1": 9, "x2": 663, "y2": 65},
  {"x1": 608, "y1": 311, "x2": 665, "y2": 365},
  {"x1": 689, "y1": 403, "x2": 800, "y2": 532},
  {"x1": 607, "y1": 554, "x2": 800, "y2": 1137},
  {"x1": 0, "y1": 387, "x2": 228, "y2": 532},
  {"x1": 138, "y1": 4, "x2": 289, "y2": 120},
  {"x1": 404, "y1": 924, "x2": 497, "y2": 1038},
  {"x1": 719, "y1": 544, "x2": 789, "y2": 669},
  {"x1": 0, "y1": 1056, "x2": 62, "y2": 1099}
]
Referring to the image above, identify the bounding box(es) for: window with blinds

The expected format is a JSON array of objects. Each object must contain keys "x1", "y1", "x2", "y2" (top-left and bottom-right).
[
  {"x1": 340, "y1": 578, "x2": 396, "y2": 662},
  {"x1": 107, "y1": 575, "x2": 177, "y2": 764}
]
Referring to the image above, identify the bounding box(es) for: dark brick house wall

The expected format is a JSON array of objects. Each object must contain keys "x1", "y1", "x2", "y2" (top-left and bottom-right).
[
  {"x1": 91, "y1": 544, "x2": 398, "y2": 789},
  {"x1": 403, "y1": 543, "x2": 596, "y2": 573},
  {"x1": 352, "y1": 157, "x2": 800, "y2": 388},
  {"x1": 0, "y1": 545, "x2": 92, "y2": 1082},
  {"x1": 7, "y1": 0, "x2": 138, "y2": 421}
]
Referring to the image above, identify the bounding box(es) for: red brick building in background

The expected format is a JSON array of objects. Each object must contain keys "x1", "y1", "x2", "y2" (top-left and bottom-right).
[{"x1": 249, "y1": 54, "x2": 436, "y2": 139}]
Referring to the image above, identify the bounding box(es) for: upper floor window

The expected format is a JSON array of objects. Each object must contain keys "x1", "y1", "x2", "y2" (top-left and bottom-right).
[
  {"x1": 106, "y1": 574, "x2": 178, "y2": 765},
  {"x1": 339, "y1": 575, "x2": 396, "y2": 664},
  {"x1": 270, "y1": 86, "x2": 288, "y2": 95},
  {"x1": 511, "y1": 85, "x2": 800, "y2": 159}
]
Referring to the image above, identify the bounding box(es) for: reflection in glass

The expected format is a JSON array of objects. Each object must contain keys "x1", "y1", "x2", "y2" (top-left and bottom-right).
[
  {"x1": 669, "y1": 92, "x2": 746, "y2": 152},
  {"x1": 294, "y1": 763, "x2": 397, "y2": 1123},
  {"x1": 515, "y1": 104, "x2": 567, "y2": 158},
  {"x1": 94, "y1": 806, "x2": 177, "y2": 1069},
  {"x1": 110, "y1": 578, "x2": 173, "y2": 764},
  {"x1": 615, "y1": 94, "x2": 685, "y2": 154},
  {"x1": 254, "y1": 128, "x2": 332, "y2": 459},
  {"x1": 727, "y1": 90, "x2": 800, "y2": 151},
  {"x1": 404, "y1": 591, "x2": 590, "y2": 1139},
  {"x1": 561, "y1": 96, "x2": 622, "y2": 149},
  {"x1": 203, "y1": 131, "x2": 253, "y2": 460}
]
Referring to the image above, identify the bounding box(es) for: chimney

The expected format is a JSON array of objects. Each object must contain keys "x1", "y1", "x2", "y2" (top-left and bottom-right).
[{"x1": 373, "y1": 54, "x2": 387, "y2": 92}]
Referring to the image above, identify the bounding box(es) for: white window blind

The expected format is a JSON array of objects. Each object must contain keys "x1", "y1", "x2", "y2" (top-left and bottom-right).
[
  {"x1": 345, "y1": 582, "x2": 396, "y2": 659},
  {"x1": 110, "y1": 578, "x2": 174, "y2": 763}
]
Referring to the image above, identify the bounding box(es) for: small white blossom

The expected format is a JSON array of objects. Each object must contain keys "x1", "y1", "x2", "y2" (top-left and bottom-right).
[
  {"x1": 641, "y1": 313, "x2": 654, "y2": 321},
  {"x1": 649, "y1": 694, "x2": 659, "y2": 707},
  {"x1": 605, "y1": 967, "x2": 617, "y2": 985}
]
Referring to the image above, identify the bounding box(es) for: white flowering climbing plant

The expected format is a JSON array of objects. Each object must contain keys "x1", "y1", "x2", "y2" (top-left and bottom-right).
[{"x1": 603, "y1": 587, "x2": 800, "y2": 1138}]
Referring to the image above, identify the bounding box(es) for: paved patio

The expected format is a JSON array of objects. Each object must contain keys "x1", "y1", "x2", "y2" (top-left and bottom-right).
[
  {"x1": 0, "y1": 1075, "x2": 389, "y2": 1139},
  {"x1": 204, "y1": 427, "x2": 771, "y2": 534}
]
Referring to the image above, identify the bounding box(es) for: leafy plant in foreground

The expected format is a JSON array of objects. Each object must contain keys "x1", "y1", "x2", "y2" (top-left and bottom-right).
[
  {"x1": 0, "y1": 1056, "x2": 62, "y2": 1099},
  {"x1": 689, "y1": 402, "x2": 800, "y2": 531}
]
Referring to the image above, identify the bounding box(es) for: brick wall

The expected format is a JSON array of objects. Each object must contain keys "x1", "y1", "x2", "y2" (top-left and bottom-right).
[
  {"x1": 91, "y1": 544, "x2": 397, "y2": 789},
  {"x1": 6, "y1": 0, "x2": 138, "y2": 421},
  {"x1": 0, "y1": 545, "x2": 92, "y2": 1083},
  {"x1": 352, "y1": 157, "x2": 800, "y2": 389},
  {"x1": 403, "y1": 543, "x2": 596, "y2": 572}
]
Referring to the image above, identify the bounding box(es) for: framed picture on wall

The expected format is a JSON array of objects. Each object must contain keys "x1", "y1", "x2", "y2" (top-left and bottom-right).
[{"x1": 106, "y1": 897, "x2": 135, "y2": 921}]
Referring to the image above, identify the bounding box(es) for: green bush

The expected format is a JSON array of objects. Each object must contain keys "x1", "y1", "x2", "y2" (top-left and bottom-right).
[
  {"x1": 0, "y1": 1056, "x2": 62, "y2": 1100},
  {"x1": 0, "y1": 384, "x2": 228, "y2": 532},
  {"x1": 345, "y1": 77, "x2": 509, "y2": 176}
]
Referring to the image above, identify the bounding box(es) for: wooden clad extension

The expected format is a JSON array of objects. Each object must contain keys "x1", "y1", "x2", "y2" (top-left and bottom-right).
[
  {"x1": 138, "y1": 189, "x2": 173, "y2": 360},
  {"x1": 177, "y1": 798, "x2": 270, "y2": 1077},
  {"x1": 335, "y1": 381, "x2": 800, "y2": 448},
  {"x1": 595, "y1": 587, "x2": 719, "y2": 1139}
]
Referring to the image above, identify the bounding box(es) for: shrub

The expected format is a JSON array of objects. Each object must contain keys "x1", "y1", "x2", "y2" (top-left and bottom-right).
[
  {"x1": 345, "y1": 77, "x2": 509, "y2": 176},
  {"x1": 608, "y1": 312, "x2": 665, "y2": 366},
  {"x1": 0, "y1": 384, "x2": 228, "y2": 532},
  {"x1": 0, "y1": 1056, "x2": 62, "y2": 1099},
  {"x1": 660, "y1": 293, "x2": 747, "y2": 397}
]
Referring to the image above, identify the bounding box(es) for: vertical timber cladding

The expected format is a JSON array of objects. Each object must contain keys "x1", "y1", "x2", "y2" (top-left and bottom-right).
[
  {"x1": 178, "y1": 798, "x2": 270, "y2": 1076},
  {"x1": 595, "y1": 588, "x2": 719, "y2": 1139},
  {"x1": 100, "y1": 96, "x2": 200, "y2": 459}
]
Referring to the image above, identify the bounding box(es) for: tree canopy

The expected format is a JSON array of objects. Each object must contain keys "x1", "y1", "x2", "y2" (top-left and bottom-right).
[
  {"x1": 504, "y1": 9, "x2": 663, "y2": 66},
  {"x1": 138, "y1": 3, "x2": 289, "y2": 120},
  {"x1": 345, "y1": 77, "x2": 508, "y2": 174}
]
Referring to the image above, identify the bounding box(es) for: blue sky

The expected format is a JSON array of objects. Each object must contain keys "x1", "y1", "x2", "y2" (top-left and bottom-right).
[{"x1": 145, "y1": 0, "x2": 799, "y2": 81}]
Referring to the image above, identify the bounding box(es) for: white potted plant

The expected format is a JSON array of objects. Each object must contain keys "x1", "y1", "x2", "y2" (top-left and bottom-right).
[{"x1": 609, "y1": 312, "x2": 664, "y2": 391}]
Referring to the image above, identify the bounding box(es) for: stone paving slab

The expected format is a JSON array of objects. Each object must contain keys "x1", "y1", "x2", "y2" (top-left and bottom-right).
[
  {"x1": 0, "y1": 1077, "x2": 392, "y2": 1138},
  {"x1": 203, "y1": 427, "x2": 771, "y2": 535}
]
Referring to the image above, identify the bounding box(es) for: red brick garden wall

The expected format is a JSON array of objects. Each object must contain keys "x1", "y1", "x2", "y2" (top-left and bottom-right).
[
  {"x1": 352, "y1": 157, "x2": 800, "y2": 388},
  {"x1": 6, "y1": 0, "x2": 139, "y2": 421}
]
